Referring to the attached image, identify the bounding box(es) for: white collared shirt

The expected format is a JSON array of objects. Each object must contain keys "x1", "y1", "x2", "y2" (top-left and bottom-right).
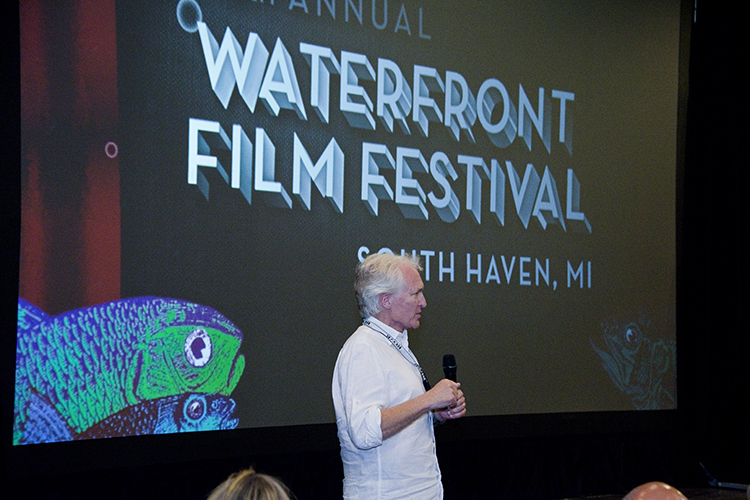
[{"x1": 332, "y1": 317, "x2": 442, "y2": 500}]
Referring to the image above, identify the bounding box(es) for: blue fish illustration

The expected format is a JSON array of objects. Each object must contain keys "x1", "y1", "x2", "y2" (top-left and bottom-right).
[
  {"x1": 79, "y1": 393, "x2": 239, "y2": 439},
  {"x1": 20, "y1": 391, "x2": 238, "y2": 443},
  {"x1": 15, "y1": 297, "x2": 246, "y2": 445},
  {"x1": 590, "y1": 317, "x2": 676, "y2": 410}
]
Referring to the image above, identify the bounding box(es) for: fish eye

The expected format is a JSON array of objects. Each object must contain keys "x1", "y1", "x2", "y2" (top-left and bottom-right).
[
  {"x1": 185, "y1": 395, "x2": 206, "y2": 421},
  {"x1": 624, "y1": 324, "x2": 640, "y2": 345},
  {"x1": 184, "y1": 328, "x2": 212, "y2": 367}
]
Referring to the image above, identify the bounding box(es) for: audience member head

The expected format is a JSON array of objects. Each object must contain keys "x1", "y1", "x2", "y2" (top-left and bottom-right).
[
  {"x1": 354, "y1": 253, "x2": 422, "y2": 319},
  {"x1": 207, "y1": 468, "x2": 295, "y2": 500}
]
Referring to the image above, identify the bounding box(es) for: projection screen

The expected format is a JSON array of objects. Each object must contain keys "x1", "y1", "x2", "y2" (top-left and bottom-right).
[{"x1": 15, "y1": 0, "x2": 681, "y2": 445}]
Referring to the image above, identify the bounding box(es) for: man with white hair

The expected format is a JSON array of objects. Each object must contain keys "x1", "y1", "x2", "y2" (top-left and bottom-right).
[{"x1": 332, "y1": 252, "x2": 466, "y2": 500}]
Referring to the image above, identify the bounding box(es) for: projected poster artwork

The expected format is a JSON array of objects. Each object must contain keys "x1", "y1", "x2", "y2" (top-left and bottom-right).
[{"x1": 16, "y1": 0, "x2": 680, "y2": 444}]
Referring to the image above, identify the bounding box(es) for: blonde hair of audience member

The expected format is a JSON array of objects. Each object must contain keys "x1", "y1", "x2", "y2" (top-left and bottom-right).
[{"x1": 207, "y1": 468, "x2": 295, "y2": 500}]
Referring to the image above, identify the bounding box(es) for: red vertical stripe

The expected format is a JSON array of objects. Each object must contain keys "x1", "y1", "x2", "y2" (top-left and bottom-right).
[
  {"x1": 19, "y1": 0, "x2": 120, "y2": 312},
  {"x1": 73, "y1": 0, "x2": 120, "y2": 305},
  {"x1": 19, "y1": 0, "x2": 50, "y2": 308}
]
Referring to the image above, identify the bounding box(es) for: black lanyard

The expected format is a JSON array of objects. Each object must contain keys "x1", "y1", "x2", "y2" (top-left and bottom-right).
[{"x1": 363, "y1": 320, "x2": 431, "y2": 392}]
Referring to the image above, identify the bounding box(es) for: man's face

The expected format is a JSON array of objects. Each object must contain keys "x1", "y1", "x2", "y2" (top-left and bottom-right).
[{"x1": 385, "y1": 264, "x2": 427, "y2": 332}]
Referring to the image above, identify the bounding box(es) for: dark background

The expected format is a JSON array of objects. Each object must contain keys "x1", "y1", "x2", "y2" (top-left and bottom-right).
[{"x1": 2, "y1": 1, "x2": 748, "y2": 499}]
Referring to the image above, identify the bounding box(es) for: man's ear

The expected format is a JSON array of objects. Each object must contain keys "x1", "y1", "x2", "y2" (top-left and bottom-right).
[{"x1": 379, "y1": 293, "x2": 391, "y2": 310}]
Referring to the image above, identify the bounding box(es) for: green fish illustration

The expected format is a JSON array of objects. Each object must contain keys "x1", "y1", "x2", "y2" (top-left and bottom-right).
[
  {"x1": 590, "y1": 318, "x2": 676, "y2": 410},
  {"x1": 15, "y1": 297, "x2": 246, "y2": 445}
]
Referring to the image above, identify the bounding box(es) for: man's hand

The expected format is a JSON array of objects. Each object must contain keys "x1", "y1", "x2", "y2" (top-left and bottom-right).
[
  {"x1": 433, "y1": 380, "x2": 466, "y2": 422},
  {"x1": 380, "y1": 379, "x2": 465, "y2": 439},
  {"x1": 427, "y1": 378, "x2": 463, "y2": 410}
]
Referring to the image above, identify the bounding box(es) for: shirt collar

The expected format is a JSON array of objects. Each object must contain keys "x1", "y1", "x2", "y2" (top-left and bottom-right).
[{"x1": 366, "y1": 316, "x2": 409, "y2": 348}]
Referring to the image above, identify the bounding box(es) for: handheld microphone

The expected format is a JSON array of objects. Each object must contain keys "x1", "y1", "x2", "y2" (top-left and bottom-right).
[{"x1": 443, "y1": 354, "x2": 457, "y2": 382}]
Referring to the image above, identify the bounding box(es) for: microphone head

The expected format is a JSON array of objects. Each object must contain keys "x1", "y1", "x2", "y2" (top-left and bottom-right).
[{"x1": 443, "y1": 354, "x2": 456, "y2": 381}]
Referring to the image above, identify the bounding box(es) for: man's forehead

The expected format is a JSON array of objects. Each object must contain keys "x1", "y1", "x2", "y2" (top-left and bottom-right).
[{"x1": 401, "y1": 265, "x2": 424, "y2": 291}]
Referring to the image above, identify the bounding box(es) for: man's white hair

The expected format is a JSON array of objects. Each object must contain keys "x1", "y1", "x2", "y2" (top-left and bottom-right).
[{"x1": 354, "y1": 253, "x2": 422, "y2": 319}]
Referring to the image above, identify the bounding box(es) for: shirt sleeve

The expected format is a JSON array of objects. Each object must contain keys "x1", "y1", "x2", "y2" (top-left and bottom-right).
[{"x1": 337, "y1": 340, "x2": 388, "y2": 450}]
